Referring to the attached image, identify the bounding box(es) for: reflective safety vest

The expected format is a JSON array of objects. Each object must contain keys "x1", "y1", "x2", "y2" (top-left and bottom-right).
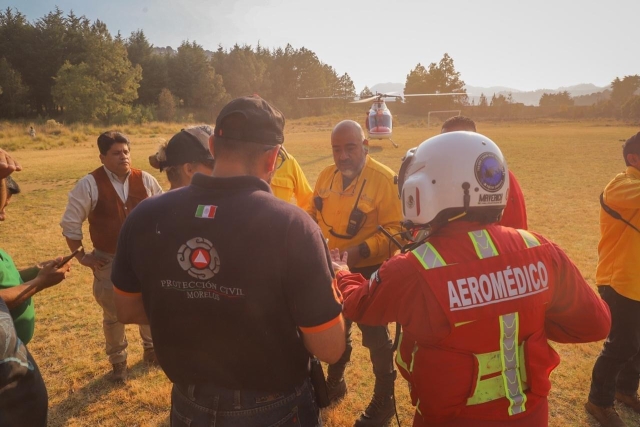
[{"x1": 396, "y1": 229, "x2": 561, "y2": 424}]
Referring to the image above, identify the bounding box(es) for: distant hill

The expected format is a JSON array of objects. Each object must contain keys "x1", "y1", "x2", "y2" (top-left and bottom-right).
[
  {"x1": 465, "y1": 85, "x2": 522, "y2": 95},
  {"x1": 370, "y1": 82, "x2": 609, "y2": 106},
  {"x1": 557, "y1": 83, "x2": 606, "y2": 96},
  {"x1": 573, "y1": 89, "x2": 611, "y2": 106},
  {"x1": 469, "y1": 83, "x2": 609, "y2": 106}
]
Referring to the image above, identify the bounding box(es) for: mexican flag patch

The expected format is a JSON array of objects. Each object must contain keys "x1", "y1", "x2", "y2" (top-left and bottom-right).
[{"x1": 195, "y1": 205, "x2": 217, "y2": 219}]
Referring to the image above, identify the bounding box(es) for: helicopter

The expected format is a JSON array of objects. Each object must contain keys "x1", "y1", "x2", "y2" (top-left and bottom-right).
[{"x1": 299, "y1": 92, "x2": 466, "y2": 148}]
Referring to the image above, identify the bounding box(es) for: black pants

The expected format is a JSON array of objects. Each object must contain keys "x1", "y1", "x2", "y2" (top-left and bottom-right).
[
  {"x1": 0, "y1": 350, "x2": 48, "y2": 427},
  {"x1": 589, "y1": 286, "x2": 640, "y2": 406},
  {"x1": 329, "y1": 265, "x2": 395, "y2": 383}
]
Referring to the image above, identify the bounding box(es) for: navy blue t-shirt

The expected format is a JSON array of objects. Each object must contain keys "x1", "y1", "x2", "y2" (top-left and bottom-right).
[{"x1": 112, "y1": 174, "x2": 342, "y2": 391}]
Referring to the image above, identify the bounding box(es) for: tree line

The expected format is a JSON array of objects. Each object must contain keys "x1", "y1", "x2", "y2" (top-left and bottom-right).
[
  {"x1": 0, "y1": 7, "x2": 637, "y2": 124},
  {"x1": 0, "y1": 7, "x2": 361, "y2": 123},
  {"x1": 462, "y1": 75, "x2": 640, "y2": 121}
]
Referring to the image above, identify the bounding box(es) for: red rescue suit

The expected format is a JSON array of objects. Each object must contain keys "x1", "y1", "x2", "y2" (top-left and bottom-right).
[
  {"x1": 338, "y1": 222, "x2": 611, "y2": 427},
  {"x1": 499, "y1": 171, "x2": 528, "y2": 229}
]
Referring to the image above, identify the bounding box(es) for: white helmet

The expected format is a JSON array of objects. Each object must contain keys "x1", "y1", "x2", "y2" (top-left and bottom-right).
[{"x1": 398, "y1": 131, "x2": 509, "y2": 239}]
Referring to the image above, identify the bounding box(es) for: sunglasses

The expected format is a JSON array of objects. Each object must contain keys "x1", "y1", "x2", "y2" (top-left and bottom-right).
[{"x1": 263, "y1": 145, "x2": 288, "y2": 170}]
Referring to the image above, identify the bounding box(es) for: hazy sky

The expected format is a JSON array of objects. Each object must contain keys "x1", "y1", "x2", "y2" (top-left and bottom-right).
[{"x1": 7, "y1": 0, "x2": 640, "y2": 92}]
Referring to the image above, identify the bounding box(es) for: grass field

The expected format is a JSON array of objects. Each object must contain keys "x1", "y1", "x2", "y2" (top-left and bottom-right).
[{"x1": 1, "y1": 117, "x2": 639, "y2": 426}]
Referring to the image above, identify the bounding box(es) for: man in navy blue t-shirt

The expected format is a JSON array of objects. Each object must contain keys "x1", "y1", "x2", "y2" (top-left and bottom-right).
[{"x1": 112, "y1": 96, "x2": 345, "y2": 427}]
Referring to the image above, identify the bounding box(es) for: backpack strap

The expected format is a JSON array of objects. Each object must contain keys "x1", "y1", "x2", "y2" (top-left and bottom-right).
[{"x1": 600, "y1": 192, "x2": 640, "y2": 234}]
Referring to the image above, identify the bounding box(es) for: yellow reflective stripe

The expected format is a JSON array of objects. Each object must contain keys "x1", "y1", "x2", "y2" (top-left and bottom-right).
[
  {"x1": 416, "y1": 399, "x2": 422, "y2": 415},
  {"x1": 395, "y1": 333, "x2": 409, "y2": 372},
  {"x1": 411, "y1": 242, "x2": 446, "y2": 270},
  {"x1": 517, "y1": 229, "x2": 540, "y2": 248},
  {"x1": 499, "y1": 313, "x2": 527, "y2": 415},
  {"x1": 476, "y1": 348, "x2": 503, "y2": 374},
  {"x1": 409, "y1": 343, "x2": 418, "y2": 373},
  {"x1": 467, "y1": 344, "x2": 528, "y2": 406},
  {"x1": 395, "y1": 333, "x2": 419, "y2": 375},
  {"x1": 519, "y1": 343, "x2": 527, "y2": 384},
  {"x1": 454, "y1": 320, "x2": 475, "y2": 327},
  {"x1": 468, "y1": 375, "x2": 506, "y2": 405},
  {"x1": 469, "y1": 230, "x2": 499, "y2": 259}
]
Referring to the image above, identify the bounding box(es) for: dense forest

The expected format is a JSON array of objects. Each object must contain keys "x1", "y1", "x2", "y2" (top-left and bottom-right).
[{"x1": 0, "y1": 7, "x2": 638, "y2": 124}]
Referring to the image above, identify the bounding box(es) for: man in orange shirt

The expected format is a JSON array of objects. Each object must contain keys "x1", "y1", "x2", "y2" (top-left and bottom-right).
[
  {"x1": 586, "y1": 132, "x2": 640, "y2": 427},
  {"x1": 270, "y1": 147, "x2": 313, "y2": 209},
  {"x1": 307, "y1": 120, "x2": 403, "y2": 426}
]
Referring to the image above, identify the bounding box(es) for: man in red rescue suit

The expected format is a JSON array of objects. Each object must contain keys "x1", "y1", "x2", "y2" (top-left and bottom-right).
[{"x1": 332, "y1": 131, "x2": 612, "y2": 426}]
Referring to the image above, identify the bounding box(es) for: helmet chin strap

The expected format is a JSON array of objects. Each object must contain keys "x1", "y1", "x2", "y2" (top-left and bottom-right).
[
  {"x1": 446, "y1": 182, "x2": 471, "y2": 223},
  {"x1": 462, "y1": 182, "x2": 471, "y2": 209},
  {"x1": 392, "y1": 182, "x2": 474, "y2": 253}
]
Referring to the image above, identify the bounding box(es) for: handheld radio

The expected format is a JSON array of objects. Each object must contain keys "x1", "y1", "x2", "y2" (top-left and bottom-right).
[{"x1": 345, "y1": 179, "x2": 367, "y2": 237}]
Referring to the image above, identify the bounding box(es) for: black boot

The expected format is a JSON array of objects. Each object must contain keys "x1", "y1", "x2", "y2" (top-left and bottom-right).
[
  {"x1": 326, "y1": 346, "x2": 351, "y2": 404},
  {"x1": 354, "y1": 371, "x2": 397, "y2": 427},
  {"x1": 326, "y1": 375, "x2": 347, "y2": 404}
]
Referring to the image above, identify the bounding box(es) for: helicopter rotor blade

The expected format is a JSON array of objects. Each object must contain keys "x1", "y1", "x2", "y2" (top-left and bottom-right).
[
  {"x1": 298, "y1": 96, "x2": 342, "y2": 100},
  {"x1": 350, "y1": 96, "x2": 378, "y2": 104},
  {"x1": 403, "y1": 93, "x2": 467, "y2": 97}
]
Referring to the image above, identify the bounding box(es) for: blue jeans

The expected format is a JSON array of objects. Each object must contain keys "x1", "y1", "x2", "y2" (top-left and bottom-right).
[{"x1": 171, "y1": 379, "x2": 321, "y2": 427}]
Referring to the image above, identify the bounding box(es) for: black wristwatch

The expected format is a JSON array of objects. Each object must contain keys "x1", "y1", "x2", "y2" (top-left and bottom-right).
[{"x1": 358, "y1": 242, "x2": 371, "y2": 259}]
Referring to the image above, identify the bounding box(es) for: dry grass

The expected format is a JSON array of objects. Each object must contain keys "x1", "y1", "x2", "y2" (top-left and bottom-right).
[{"x1": 1, "y1": 118, "x2": 638, "y2": 426}]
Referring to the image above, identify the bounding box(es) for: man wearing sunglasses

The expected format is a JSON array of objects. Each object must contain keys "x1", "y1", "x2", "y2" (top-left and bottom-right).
[
  {"x1": 112, "y1": 96, "x2": 345, "y2": 427},
  {"x1": 307, "y1": 120, "x2": 403, "y2": 427}
]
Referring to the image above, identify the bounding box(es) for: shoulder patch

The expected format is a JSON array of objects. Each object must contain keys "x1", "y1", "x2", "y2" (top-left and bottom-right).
[
  {"x1": 368, "y1": 269, "x2": 382, "y2": 290},
  {"x1": 373, "y1": 269, "x2": 382, "y2": 284}
]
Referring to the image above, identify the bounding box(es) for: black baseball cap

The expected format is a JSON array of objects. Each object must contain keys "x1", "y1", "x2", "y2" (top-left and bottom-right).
[
  {"x1": 214, "y1": 96, "x2": 285, "y2": 146},
  {"x1": 156, "y1": 126, "x2": 214, "y2": 170}
]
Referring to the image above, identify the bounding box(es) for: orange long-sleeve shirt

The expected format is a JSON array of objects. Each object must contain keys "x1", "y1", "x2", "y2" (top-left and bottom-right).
[
  {"x1": 270, "y1": 153, "x2": 313, "y2": 210},
  {"x1": 596, "y1": 166, "x2": 640, "y2": 300}
]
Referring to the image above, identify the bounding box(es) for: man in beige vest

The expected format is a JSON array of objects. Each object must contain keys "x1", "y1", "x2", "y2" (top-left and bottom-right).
[{"x1": 60, "y1": 131, "x2": 162, "y2": 382}]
